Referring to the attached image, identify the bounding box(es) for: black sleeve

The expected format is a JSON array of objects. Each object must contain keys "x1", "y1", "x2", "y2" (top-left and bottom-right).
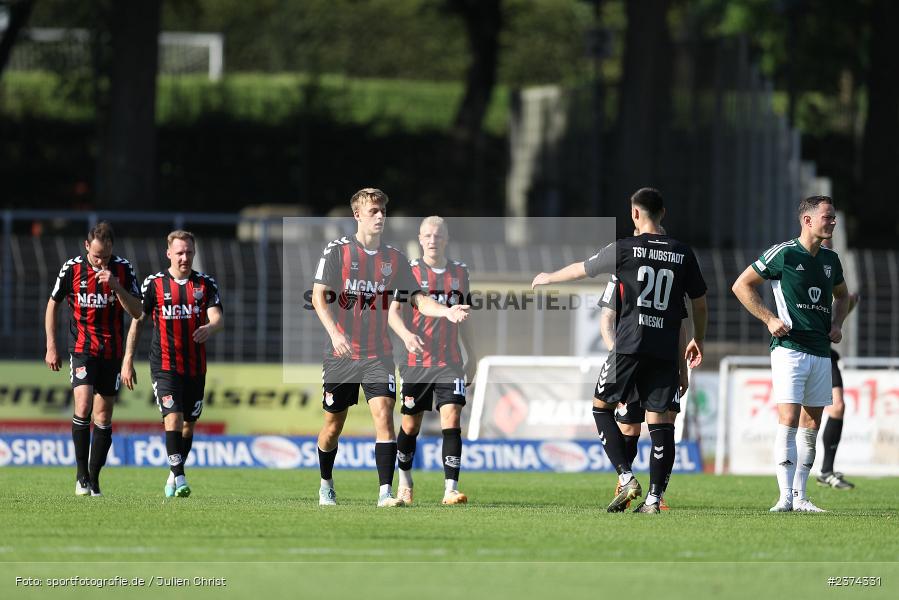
[
  {"x1": 683, "y1": 248, "x2": 708, "y2": 299},
  {"x1": 392, "y1": 258, "x2": 421, "y2": 303},
  {"x1": 123, "y1": 261, "x2": 141, "y2": 299},
  {"x1": 141, "y1": 276, "x2": 156, "y2": 316},
  {"x1": 584, "y1": 242, "x2": 616, "y2": 278},
  {"x1": 50, "y1": 261, "x2": 71, "y2": 302},
  {"x1": 205, "y1": 275, "x2": 223, "y2": 311},
  {"x1": 313, "y1": 244, "x2": 342, "y2": 289},
  {"x1": 598, "y1": 276, "x2": 618, "y2": 310}
]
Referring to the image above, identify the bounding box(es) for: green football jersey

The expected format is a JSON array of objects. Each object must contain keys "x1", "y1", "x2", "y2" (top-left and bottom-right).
[{"x1": 751, "y1": 239, "x2": 844, "y2": 357}]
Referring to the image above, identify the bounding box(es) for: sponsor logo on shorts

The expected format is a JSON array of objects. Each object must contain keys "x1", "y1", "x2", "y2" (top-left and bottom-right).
[
  {"x1": 403, "y1": 396, "x2": 416, "y2": 409},
  {"x1": 324, "y1": 392, "x2": 334, "y2": 407},
  {"x1": 161, "y1": 394, "x2": 174, "y2": 409},
  {"x1": 75, "y1": 366, "x2": 87, "y2": 380}
]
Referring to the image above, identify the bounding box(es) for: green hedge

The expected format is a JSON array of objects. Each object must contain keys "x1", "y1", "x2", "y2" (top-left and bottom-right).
[{"x1": 0, "y1": 71, "x2": 510, "y2": 135}]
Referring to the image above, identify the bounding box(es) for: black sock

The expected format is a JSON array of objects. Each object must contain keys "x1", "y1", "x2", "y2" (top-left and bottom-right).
[
  {"x1": 442, "y1": 428, "x2": 462, "y2": 482},
  {"x1": 88, "y1": 423, "x2": 112, "y2": 492},
  {"x1": 623, "y1": 434, "x2": 640, "y2": 466},
  {"x1": 396, "y1": 428, "x2": 417, "y2": 472},
  {"x1": 821, "y1": 417, "x2": 843, "y2": 474},
  {"x1": 165, "y1": 430, "x2": 185, "y2": 478},
  {"x1": 592, "y1": 408, "x2": 630, "y2": 474},
  {"x1": 318, "y1": 444, "x2": 338, "y2": 481},
  {"x1": 648, "y1": 423, "x2": 674, "y2": 501},
  {"x1": 374, "y1": 441, "x2": 397, "y2": 487},
  {"x1": 181, "y1": 435, "x2": 193, "y2": 464},
  {"x1": 662, "y1": 426, "x2": 676, "y2": 495},
  {"x1": 72, "y1": 415, "x2": 91, "y2": 481}
]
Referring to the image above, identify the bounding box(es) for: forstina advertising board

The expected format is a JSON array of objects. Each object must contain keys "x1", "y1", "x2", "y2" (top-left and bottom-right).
[{"x1": 0, "y1": 361, "x2": 374, "y2": 435}]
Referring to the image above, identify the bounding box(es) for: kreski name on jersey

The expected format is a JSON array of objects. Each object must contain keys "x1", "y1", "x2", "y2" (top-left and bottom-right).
[
  {"x1": 633, "y1": 246, "x2": 685, "y2": 264},
  {"x1": 638, "y1": 313, "x2": 665, "y2": 329}
]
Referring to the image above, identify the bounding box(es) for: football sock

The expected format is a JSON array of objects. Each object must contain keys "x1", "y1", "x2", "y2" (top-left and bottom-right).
[
  {"x1": 821, "y1": 417, "x2": 842, "y2": 474},
  {"x1": 165, "y1": 430, "x2": 185, "y2": 478},
  {"x1": 662, "y1": 425, "x2": 676, "y2": 495},
  {"x1": 88, "y1": 422, "x2": 112, "y2": 491},
  {"x1": 442, "y1": 428, "x2": 462, "y2": 482},
  {"x1": 318, "y1": 445, "x2": 338, "y2": 481},
  {"x1": 774, "y1": 424, "x2": 798, "y2": 501},
  {"x1": 623, "y1": 434, "x2": 640, "y2": 466},
  {"x1": 445, "y1": 478, "x2": 458, "y2": 492},
  {"x1": 396, "y1": 428, "x2": 417, "y2": 487},
  {"x1": 592, "y1": 408, "x2": 630, "y2": 476},
  {"x1": 648, "y1": 423, "x2": 674, "y2": 502},
  {"x1": 181, "y1": 434, "x2": 193, "y2": 464},
  {"x1": 72, "y1": 415, "x2": 91, "y2": 481},
  {"x1": 374, "y1": 440, "x2": 397, "y2": 488},
  {"x1": 793, "y1": 427, "x2": 818, "y2": 500}
]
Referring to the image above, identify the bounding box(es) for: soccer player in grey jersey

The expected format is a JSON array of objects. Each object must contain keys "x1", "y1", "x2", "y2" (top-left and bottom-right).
[{"x1": 732, "y1": 196, "x2": 852, "y2": 512}]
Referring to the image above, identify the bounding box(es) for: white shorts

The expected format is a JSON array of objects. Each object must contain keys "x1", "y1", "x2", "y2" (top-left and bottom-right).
[{"x1": 770, "y1": 346, "x2": 833, "y2": 407}]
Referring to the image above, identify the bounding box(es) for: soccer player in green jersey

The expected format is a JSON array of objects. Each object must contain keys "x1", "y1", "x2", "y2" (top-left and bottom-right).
[{"x1": 732, "y1": 196, "x2": 852, "y2": 512}]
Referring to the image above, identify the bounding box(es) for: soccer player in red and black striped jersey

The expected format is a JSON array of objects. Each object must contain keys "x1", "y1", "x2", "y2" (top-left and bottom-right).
[
  {"x1": 122, "y1": 230, "x2": 224, "y2": 498},
  {"x1": 44, "y1": 221, "x2": 143, "y2": 496},
  {"x1": 312, "y1": 188, "x2": 470, "y2": 508},
  {"x1": 387, "y1": 216, "x2": 478, "y2": 506}
]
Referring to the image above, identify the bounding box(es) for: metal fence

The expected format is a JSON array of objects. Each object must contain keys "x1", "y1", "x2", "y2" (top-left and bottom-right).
[{"x1": 2, "y1": 210, "x2": 892, "y2": 368}]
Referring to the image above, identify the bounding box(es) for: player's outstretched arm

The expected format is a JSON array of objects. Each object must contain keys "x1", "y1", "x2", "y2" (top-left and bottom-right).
[
  {"x1": 731, "y1": 266, "x2": 789, "y2": 337},
  {"x1": 121, "y1": 315, "x2": 144, "y2": 390},
  {"x1": 387, "y1": 300, "x2": 424, "y2": 355},
  {"x1": 412, "y1": 293, "x2": 470, "y2": 323},
  {"x1": 685, "y1": 294, "x2": 708, "y2": 369},
  {"x1": 44, "y1": 299, "x2": 62, "y2": 371},
  {"x1": 311, "y1": 283, "x2": 351, "y2": 358},
  {"x1": 531, "y1": 261, "x2": 587, "y2": 288},
  {"x1": 193, "y1": 306, "x2": 224, "y2": 344},
  {"x1": 829, "y1": 281, "x2": 851, "y2": 343}
]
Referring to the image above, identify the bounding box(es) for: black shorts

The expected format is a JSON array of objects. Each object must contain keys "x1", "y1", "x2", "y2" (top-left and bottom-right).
[
  {"x1": 614, "y1": 390, "x2": 645, "y2": 424},
  {"x1": 399, "y1": 366, "x2": 466, "y2": 415},
  {"x1": 151, "y1": 370, "x2": 206, "y2": 421},
  {"x1": 70, "y1": 353, "x2": 121, "y2": 396},
  {"x1": 830, "y1": 349, "x2": 843, "y2": 389},
  {"x1": 594, "y1": 353, "x2": 680, "y2": 414},
  {"x1": 322, "y1": 356, "x2": 396, "y2": 413}
]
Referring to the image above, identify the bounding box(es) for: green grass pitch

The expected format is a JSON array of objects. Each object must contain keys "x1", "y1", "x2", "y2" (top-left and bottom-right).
[{"x1": 2, "y1": 468, "x2": 897, "y2": 599}]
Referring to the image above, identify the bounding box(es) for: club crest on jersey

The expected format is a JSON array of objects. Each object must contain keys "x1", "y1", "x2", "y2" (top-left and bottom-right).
[
  {"x1": 381, "y1": 263, "x2": 392, "y2": 277},
  {"x1": 75, "y1": 366, "x2": 87, "y2": 380},
  {"x1": 193, "y1": 289, "x2": 204, "y2": 300},
  {"x1": 161, "y1": 394, "x2": 174, "y2": 409},
  {"x1": 808, "y1": 287, "x2": 822, "y2": 303},
  {"x1": 450, "y1": 278, "x2": 460, "y2": 290},
  {"x1": 403, "y1": 396, "x2": 416, "y2": 409},
  {"x1": 824, "y1": 265, "x2": 832, "y2": 278}
]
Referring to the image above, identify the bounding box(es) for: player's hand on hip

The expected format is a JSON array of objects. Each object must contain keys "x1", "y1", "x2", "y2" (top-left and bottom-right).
[
  {"x1": 404, "y1": 334, "x2": 425, "y2": 355},
  {"x1": 531, "y1": 273, "x2": 551, "y2": 288},
  {"x1": 766, "y1": 317, "x2": 790, "y2": 337},
  {"x1": 445, "y1": 304, "x2": 470, "y2": 323},
  {"x1": 45, "y1": 348, "x2": 61, "y2": 371},
  {"x1": 330, "y1": 332, "x2": 352, "y2": 358},
  {"x1": 121, "y1": 361, "x2": 137, "y2": 390},
  {"x1": 685, "y1": 339, "x2": 703, "y2": 369},
  {"x1": 829, "y1": 324, "x2": 843, "y2": 343}
]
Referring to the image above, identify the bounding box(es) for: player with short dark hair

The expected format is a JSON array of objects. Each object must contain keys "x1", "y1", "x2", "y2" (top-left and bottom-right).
[
  {"x1": 388, "y1": 216, "x2": 478, "y2": 506},
  {"x1": 533, "y1": 188, "x2": 708, "y2": 513},
  {"x1": 45, "y1": 221, "x2": 143, "y2": 496},
  {"x1": 732, "y1": 195, "x2": 851, "y2": 512},
  {"x1": 312, "y1": 189, "x2": 470, "y2": 508},
  {"x1": 121, "y1": 230, "x2": 224, "y2": 498}
]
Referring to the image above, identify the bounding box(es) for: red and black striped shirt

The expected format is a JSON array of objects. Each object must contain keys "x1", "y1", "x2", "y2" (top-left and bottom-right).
[
  {"x1": 141, "y1": 270, "x2": 223, "y2": 376},
  {"x1": 50, "y1": 255, "x2": 140, "y2": 359},
  {"x1": 313, "y1": 236, "x2": 419, "y2": 360},
  {"x1": 404, "y1": 259, "x2": 469, "y2": 368}
]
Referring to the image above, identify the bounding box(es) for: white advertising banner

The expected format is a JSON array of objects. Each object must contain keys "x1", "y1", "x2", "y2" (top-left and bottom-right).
[{"x1": 727, "y1": 367, "x2": 899, "y2": 475}]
